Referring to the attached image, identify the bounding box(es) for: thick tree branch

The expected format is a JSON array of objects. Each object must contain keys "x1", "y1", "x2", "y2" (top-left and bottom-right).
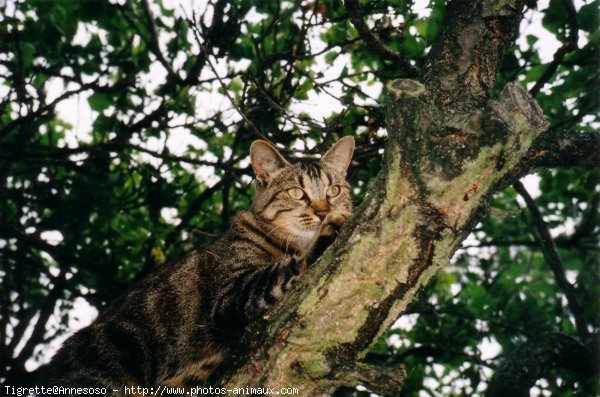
[
  {"x1": 335, "y1": 362, "x2": 406, "y2": 396},
  {"x1": 514, "y1": 181, "x2": 589, "y2": 338},
  {"x1": 420, "y1": 0, "x2": 523, "y2": 108},
  {"x1": 523, "y1": 130, "x2": 600, "y2": 169}
]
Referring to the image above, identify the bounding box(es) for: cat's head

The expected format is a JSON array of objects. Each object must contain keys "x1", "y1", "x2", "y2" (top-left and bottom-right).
[{"x1": 249, "y1": 137, "x2": 354, "y2": 250}]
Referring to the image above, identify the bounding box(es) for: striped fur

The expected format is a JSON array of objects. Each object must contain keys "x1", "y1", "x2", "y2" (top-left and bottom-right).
[{"x1": 38, "y1": 137, "x2": 354, "y2": 395}]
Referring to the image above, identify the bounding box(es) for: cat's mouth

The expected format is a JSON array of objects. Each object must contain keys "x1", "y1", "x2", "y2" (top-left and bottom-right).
[{"x1": 288, "y1": 225, "x2": 317, "y2": 243}]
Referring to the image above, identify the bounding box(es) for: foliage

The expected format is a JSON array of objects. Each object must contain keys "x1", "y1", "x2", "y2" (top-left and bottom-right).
[{"x1": 0, "y1": 0, "x2": 598, "y2": 395}]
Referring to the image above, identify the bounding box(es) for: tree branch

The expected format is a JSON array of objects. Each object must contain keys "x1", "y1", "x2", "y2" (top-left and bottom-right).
[
  {"x1": 420, "y1": 0, "x2": 523, "y2": 108},
  {"x1": 187, "y1": 17, "x2": 270, "y2": 142},
  {"x1": 344, "y1": 0, "x2": 418, "y2": 77},
  {"x1": 335, "y1": 362, "x2": 407, "y2": 396},
  {"x1": 529, "y1": 0, "x2": 579, "y2": 97},
  {"x1": 13, "y1": 275, "x2": 64, "y2": 365},
  {"x1": 0, "y1": 225, "x2": 124, "y2": 298},
  {"x1": 514, "y1": 181, "x2": 589, "y2": 338},
  {"x1": 0, "y1": 142, "x2": 227, "y2": 169},
  {"x1": 524, "y1": 130, "x2": 600, "y2": 169},
  {"x1": 219, "y1": 77, "x2": 548, "y2": 394},
  {"x1": 461, "y1": 238, "x2": 599, "y2": 251},
  {"x1": 162, "y1": 179, "x2": 228, "y2": 249},
  {"x1": 485, "y1": 333, "x2": 599, "y2": 397},
  {"x1": 139, "y1": 0, "x2": 183, "y2": 84},
  {"x1": 0, "y1": 78, "x2": 102, "y2": 139}
]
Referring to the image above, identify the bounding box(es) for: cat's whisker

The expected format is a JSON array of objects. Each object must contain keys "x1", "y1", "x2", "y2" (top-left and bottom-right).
[
  {"x1": 266, "y1": 221, "x2": 298, "y2": 236},
  {"x1": 284, "y1": 233, "x2": 293, "y2": 256}
]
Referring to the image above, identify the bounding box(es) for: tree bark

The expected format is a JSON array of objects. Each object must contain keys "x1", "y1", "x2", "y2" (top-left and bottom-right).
[
  {"x1": 217, "y1": 0, "x2": 552, "y2": 394},
  {"x1": 524, "y1": 130, "x2": 600, "y2": 169}
]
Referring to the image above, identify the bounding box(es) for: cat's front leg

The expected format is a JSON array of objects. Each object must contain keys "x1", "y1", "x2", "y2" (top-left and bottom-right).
[{"x1": 213, "y1": 255, "x2": 310, "y2": 325}]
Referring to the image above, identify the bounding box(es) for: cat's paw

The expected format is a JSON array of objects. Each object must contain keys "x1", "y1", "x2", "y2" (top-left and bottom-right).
[
  {"x1": 319, "y1": 223, "x2": 338, "y2": 237},
  {"x1": 320, "y1": 213, "x2": 348, "y2": 237}
]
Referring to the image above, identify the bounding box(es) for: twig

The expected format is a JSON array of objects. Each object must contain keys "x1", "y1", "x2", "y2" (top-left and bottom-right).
[
  {"x1": 116, "y1": 142, "x2": 229, "y2": 168},
  {"x1": 460, "y1": 238, "x2": 598, "y2": 251},
  {"x1": 125, "y1": 0, "x2": 182, "y2": 84},
  {"x1": 163, "y1": 178, "x2": 228, "y2": 248},
  {"x1": 514, "y1": 181, "x2": 589, "y2": 338},
  {"x1": 249, "y1": 76, "x2": 309, "y2": 148},
  {"x1": 529, "y1": 0, "x2": 579, "y2": 97},
  {"x1": 0, "y1": 77, "x2": 103, "y2": 139},
  {"x1": 298, "y1": 38, "x2": 360, "y2": 60},
  {"x1": 371, "y1": 345, "x2": 496, "y2": 368},
  {"x1": 344, "y1": 0, "x2": 418, "y2": 77},
  {"x1": 570, "y1": 191, "x2": 599, "y2": 243},
  {"x1": 186, "y1": 12, "x2": 270, "y2": 142},
  {"x1": 0, "y1": 224, "x2": 124, "y2": 296}
]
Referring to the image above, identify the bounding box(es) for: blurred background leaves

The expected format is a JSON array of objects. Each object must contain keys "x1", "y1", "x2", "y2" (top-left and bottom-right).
[{"x1": 0, "y1": 0, "x2": 598, "y2": 395}]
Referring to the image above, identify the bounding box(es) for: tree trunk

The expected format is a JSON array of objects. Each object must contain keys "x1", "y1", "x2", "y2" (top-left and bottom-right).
[{"x1": 218, "y1": 0, "x2": 550, "y2": 394}]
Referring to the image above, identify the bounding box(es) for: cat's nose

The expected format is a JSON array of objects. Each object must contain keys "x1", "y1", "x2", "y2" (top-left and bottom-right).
[
  {"x1": 315, "y1": 210, "x2": 329, "y2": 221},
  {"x1": 311, "y1": 199, "x2": 330, "y2": 221}
]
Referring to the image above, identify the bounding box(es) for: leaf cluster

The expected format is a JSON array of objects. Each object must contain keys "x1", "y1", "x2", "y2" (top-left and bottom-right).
[{"x1": 0, "y1": 0, "x2": 597, "y2": 395}]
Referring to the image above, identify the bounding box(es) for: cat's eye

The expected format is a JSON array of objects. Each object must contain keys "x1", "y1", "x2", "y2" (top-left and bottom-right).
[
  {"x1": 287, "y1": 187, "x2": 305, "y2": 200},
  {"x1": 326, "y1": 185, "x2": 341, "y2": 198}
]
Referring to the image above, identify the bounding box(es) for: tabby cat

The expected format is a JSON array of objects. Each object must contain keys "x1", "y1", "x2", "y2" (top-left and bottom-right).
[{"x1": 39, "y1": 136, "x2": 355, "y2": 394}]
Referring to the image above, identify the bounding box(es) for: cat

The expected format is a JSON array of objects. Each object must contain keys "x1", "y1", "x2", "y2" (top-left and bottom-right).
[{"x1": 37, "y1": 136, "x2": 355, "y2": 395}]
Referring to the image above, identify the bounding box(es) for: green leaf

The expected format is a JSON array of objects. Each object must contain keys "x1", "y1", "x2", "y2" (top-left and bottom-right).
[
  {"x1": 542, "y1": 0, "x2": 569, "y2": 37},
  {"x1": 578, "y1": 1, "x2": 600, "y2": 33},
  {"x1": 523, "y1": 64, "x2": 547, "y2": 83},
  {"x1": 88, "y1": 92, "x2": 112, "y2": 112},
  {"x1": 20, "y1": 43, "x2": 36, "y2": 68}
]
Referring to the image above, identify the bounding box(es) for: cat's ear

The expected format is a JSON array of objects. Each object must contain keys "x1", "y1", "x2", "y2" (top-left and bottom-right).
[
  {"x1": 320, "y1": 136, "x2": 355, "y2": 173},
  {"x1": 250, "y1": 140, "x2": 290, "y2": 184}
]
